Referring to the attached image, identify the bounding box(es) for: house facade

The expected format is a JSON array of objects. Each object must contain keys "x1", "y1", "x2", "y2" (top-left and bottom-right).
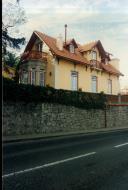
[{"x1": 19, "y1": 31, "x2": 123, "y2": 95}]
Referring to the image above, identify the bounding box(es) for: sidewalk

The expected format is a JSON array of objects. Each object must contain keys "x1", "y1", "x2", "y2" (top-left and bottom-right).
[{"x1": 3, "y1": 127, "x2": 128, "y2": 143}]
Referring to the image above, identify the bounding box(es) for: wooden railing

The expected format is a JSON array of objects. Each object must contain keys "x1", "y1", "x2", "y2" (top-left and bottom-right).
[
  {"x1": 90, "y1": 60, "x2": 102, "y2": 70},
  {"x1": 21, "y1": 50, "x2": 47, "y2": 61}
]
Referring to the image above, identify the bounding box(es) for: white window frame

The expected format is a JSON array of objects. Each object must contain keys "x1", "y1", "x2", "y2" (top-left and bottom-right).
[
  {"x1": 22, "y1": 71, "x2": 28, "y2": 84},
  {"x1": 39, "y1": 71, "x2": 45, "y2": 86},
  {"x1": 91, "y1": 76, "x2": 97, "y2": 93},
  {"x1": 92, "y1": 51, "x2": 97, "y2": 60},
  {"x1": 108, "y1": 79, "x2": 112, "y2": 94},
  {"x1": 71, "y1": 71, "x2": 78, "y2": 91},
  {"x1": 31, "y1": 70, "x2": 36, "y2": 85},
  {"x1": 37, "y1": 42, "x2": 43, "y2": 52},
  {"x1": 69, "y1": 44, "x2": 75, "y2": 53}
]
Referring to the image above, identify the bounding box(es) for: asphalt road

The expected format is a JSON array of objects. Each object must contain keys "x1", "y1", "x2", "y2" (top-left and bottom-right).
[{"x1": 2, "y1": 130, "x2": 128, "y2": 190}]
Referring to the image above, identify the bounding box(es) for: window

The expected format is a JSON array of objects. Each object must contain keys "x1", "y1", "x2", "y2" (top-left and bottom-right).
[
  {"x1": 31, "y1": 70, "x2": 35, "y2": 85},
  {"x1": 71, "y1": 71, "x2": 78, "y2": 91},
  {"x1": 39, "y1": 71, "x2": 45, "y2": 86},
  {"x1": 36, "y1": 42, "x2": 43, "y2": 52},
  {"x1": 22, "y1": 71, "x2": 28, "y2": 84},
  {"x1": 108, "y1": 79, "x2": 112, "y2": 94},
  {"x1": 91, "y1": 76, "x2": 97, "y2": 93},
  {"x1": 92, "y1": 51, "x2": 97, "y2": 60},
  {"x1": 69, "y1": 44, "x2": 75, "y2": 53}
]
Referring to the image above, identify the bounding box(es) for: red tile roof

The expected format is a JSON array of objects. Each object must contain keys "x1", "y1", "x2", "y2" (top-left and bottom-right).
[
  {"x1": 25, "y1": 31, "x2": 123, "y2": 76},
  {"x1": 79, "y1": 40, "x2": 111, "y2": 61},
  {"x1": 79, "y1": 41, "x2": 98, "y2": 52},
  {"x1": 101, "y1": 63, "x2": 123, "y2": 76},
  {"x1": 64, "y1": 38, "x2": 78, "y2": 48},
  {"x1": 35, "y1": 31, "x2": 89, "y2": 66}
]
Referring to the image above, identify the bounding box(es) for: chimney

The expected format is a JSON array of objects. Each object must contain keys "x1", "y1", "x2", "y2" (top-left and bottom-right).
[
  {"x1": 56, "y1": 34, "x2": 63, "y2": 51},
  {"x1": 109, "y1": 58, "x2": 120, "y2": 70},
  {"x1": 64, "y1": 24, "x2": 67, "y2": 44}
]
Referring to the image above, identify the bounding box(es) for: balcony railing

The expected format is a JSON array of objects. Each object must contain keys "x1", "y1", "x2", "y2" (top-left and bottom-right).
[
  {"x1": 21, "y1": 50, "x2": 47, "y2": 61},
  {"x1": 90, "y1": 60, "x2": 102, "y2": 70}
]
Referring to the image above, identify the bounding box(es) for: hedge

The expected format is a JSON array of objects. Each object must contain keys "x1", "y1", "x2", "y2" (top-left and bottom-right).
[{"x1": 3, "y1": 78, "x2": 107, "y2": 109}]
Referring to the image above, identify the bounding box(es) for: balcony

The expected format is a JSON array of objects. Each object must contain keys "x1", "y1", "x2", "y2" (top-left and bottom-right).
[
  {"x1": 21, "y1": 50, "x2": 48, "y2": 62},
  {"x1": 90, "y1": 60, "x2": 102, "y2": 71}
]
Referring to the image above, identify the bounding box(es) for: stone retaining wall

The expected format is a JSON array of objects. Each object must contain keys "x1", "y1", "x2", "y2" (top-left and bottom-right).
[{"x1": 3, "y1": 102, "x2": 128, "y2": 136}]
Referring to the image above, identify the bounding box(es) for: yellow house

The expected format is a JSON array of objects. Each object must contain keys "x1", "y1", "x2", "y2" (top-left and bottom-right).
[{"x1": 19, "y1": 30, "x2": 123, "y2": 95}]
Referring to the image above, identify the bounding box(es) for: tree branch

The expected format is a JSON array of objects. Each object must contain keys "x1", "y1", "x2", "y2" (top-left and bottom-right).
[{"x1": 6, "y1": 25, "x2": 15, "y2": 29}]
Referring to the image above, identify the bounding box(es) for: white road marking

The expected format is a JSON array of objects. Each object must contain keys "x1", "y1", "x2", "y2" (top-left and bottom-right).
[
  {"x1": 2, "y1": 151, "x2": 96, "y2": 178},
  {"x1": 114, "y1": 142, "x2": 128, "y2": 148}
]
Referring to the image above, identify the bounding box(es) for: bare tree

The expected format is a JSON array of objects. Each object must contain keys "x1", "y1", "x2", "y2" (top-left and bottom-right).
[{"x1": 2, "y1": 0, "x2": 26, "y2": 54}]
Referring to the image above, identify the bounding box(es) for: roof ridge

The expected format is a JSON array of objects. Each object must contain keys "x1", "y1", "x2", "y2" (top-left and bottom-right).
[
  {"x1": 83, "y1": 40, "x2": 98, "y2": 46},
  {"x1": 34, "y1": 30, "x2": 56, "y2": 41}
]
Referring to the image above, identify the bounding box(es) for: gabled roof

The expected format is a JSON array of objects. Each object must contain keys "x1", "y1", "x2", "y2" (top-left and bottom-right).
[
  {"x1": 23, "y1": 31, "x2": 123, "y2": 76},
  {"x1": 79, "y1": 41, "x2": 98, "y2": 52},
  {"x1": 101, "y1": 63, "x2": 123, "y2": 76},
  {"x1": 79, "y1": 40, "x2": 110, "y2": 60},
  {"x1": 64, "y1": 38, "x2": 78, "y2": 48},
  {"x1": 34, "y1": 31, "x2": 89, "y2": 65}
]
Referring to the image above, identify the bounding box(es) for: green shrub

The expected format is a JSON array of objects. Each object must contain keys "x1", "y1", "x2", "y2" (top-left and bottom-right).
[{"x1": 3, "y1": 78, "x2": 107, "y2": 109}]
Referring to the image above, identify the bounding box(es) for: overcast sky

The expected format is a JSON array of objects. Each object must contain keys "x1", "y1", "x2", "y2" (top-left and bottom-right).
[{"x1": 3, "y1": 0, "x2": 128, "y2": 89}]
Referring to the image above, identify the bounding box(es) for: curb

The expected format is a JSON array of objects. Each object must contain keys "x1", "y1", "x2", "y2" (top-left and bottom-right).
[{"x1": 3, "y1": 127, "x2": 128, "y2": 144}]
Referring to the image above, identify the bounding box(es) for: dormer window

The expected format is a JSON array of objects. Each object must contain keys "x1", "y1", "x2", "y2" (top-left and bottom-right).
[
  {"x1": 69, "y1": 44, "x2": 75, "y2": 53},
  {"x1": 64, "y1": 38, "x2": 77, "y2": 53},
  {"x1": 92, "y1": 51, "x2": 97, "y2": 60}
]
